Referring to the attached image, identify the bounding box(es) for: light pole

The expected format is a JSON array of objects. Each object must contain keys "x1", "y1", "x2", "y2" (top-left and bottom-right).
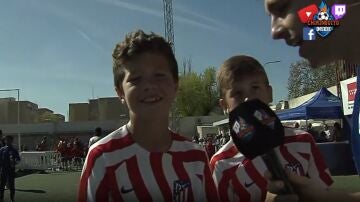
[
  {"x1": 0, "y1": 88, "x2": 20, "y2": 151},
  {"x1": 263, "y1": 60, "x2": 281, "y2": 66}
]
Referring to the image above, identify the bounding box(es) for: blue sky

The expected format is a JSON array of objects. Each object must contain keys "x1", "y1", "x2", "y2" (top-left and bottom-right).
[{"x1": 0, "y1": 0, "x2": 302, "y2": 120}]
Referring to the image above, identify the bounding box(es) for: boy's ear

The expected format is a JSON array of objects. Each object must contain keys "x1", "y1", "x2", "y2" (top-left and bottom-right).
[
  {"x1": 219, "y1": 99, "x2": 227, "y2": 111},
  {"x1": 115, "y1": 86, "x2": 125, "y2": 100}
]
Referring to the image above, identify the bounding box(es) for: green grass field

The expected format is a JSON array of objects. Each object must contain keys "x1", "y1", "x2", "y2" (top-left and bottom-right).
[
  {"x1": 4, "y1": 171, "x2": 81, "y2": 202},
  {"x1": 2, "y1": 172, "x2": 359, "y2": 202},
  {"x1": 331, "y1": 175, "x2": 360, "y2": 192}
]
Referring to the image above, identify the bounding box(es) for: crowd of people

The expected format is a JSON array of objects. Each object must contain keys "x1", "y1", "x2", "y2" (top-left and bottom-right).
[
  {"x1": 192, "y1": 120, "x2": 345, "y2": 161},
  {"x1": 192, "y1": 132, "x2": 230, "y2": 159},
  {"x1": 0, "y1": 128, "x2": 103, "y2": 201},
  {"x1": 55, "y1": 137, "x2": 87, "y2": 171},
  {"x1": 0, "y1": 127, "x2": 102, "y2": 173},
  {"x1": 304, "y1": 122, "x2": 343, "y2": 143},
  {"x1": 54, "y1": 127, "x2": 104, "y2": 170}
]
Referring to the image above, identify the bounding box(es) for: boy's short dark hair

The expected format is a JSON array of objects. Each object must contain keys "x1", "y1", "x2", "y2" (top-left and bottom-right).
[
  {"x1": 112, "y1": 30, "x2": 178, "y2": 88},
  {"x1": 217, "y1": 55, "x2": 269, "y2": 97}
]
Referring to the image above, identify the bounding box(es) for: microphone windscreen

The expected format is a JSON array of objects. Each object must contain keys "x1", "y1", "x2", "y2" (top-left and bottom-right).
[{"x1": 229, "y1": 99, "x2": 285, "y2": 159}]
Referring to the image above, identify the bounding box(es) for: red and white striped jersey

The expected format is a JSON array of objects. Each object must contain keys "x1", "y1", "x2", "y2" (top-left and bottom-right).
[
  {"x1": 78, "y1": 125, "x2": 218, "y2": 202},
  {"x1": 210, "y1": 128, "x2": 333, "y2": 202}
]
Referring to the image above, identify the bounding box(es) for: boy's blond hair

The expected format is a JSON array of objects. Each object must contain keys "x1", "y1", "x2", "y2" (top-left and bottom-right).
[
  {"x1": 112, "y1": 30, "x2": 178, "y2": 88},
  {"x1": 217, "y1": 55, "x2": 269, "y2": 97}
]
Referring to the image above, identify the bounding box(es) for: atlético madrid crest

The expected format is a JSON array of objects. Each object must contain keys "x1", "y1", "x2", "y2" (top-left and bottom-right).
[{"x1": 173, "y1": 180, "x2": 191, "y2": 202}]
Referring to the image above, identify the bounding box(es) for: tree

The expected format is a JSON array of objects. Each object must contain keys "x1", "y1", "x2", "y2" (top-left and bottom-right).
[
  {"x1": 201, "y1": 67, "x2": 219, "y2": 115},
  {"x1": 36, "y1": 111, "x2": 63, "y2": 123},
  {"x1": 288, "y1": 60, "x2": 337, "y2": 99},
  {"x1": 181, "y1": 57, "x2": 192, "y2": 75},
  {"x1": 176, "y1": 72, "x2": 202, "y2": 116},
  {"x1": 174, "y1": 66, "x2": 220, "y2": 117}
]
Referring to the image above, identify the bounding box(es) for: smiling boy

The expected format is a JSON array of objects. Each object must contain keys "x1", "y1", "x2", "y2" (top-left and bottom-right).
[{"x1": 77, "y1": 30, "x2": 218, "y2": 202}]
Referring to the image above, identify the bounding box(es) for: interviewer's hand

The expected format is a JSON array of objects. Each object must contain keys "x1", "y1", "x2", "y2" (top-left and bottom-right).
[
  {"x1": 264, "y1": 170, "x2": 342, "y2": 202},
  {"x1": 265, "y1": 191, "x2": 298, "y2": 202},
  {"x1": 264, "y1": 170, "x2": 299, "y2": 202},
  {"x1": 265, "y1": 170, "x2": 360, "y2": 202}
]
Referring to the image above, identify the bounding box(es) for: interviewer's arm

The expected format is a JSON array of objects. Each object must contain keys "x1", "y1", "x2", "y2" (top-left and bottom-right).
[{"x1": 265, "y1": 171, "x2": 360, "y2": 202}]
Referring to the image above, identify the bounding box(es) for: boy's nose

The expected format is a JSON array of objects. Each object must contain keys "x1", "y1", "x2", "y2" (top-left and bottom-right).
[
  {"x1": 142, "y1": 78, "x2": 158, "y2": 91},
  {"x1": 271, "y1": 16, "x2": 286, "y2": 40}
]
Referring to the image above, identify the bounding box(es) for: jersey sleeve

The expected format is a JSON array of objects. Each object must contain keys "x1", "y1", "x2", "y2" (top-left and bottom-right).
[
  {"x1": 307, "y1": 135, "x2": 333, "y2": 187},
  {"x1": 209, "y1": 158, "x2": 222, "y2": 189},
  {"x1": 78, "y1": 147, "x2": 108, "y2": 202},
  {"x1": 210, "y1": 157, "x2": 236, "y2": 202},
  {"x1": 203, "y1": 152, "x2": 219, "y2": 202}
]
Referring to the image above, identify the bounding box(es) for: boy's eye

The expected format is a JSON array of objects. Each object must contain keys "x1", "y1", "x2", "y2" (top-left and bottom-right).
[
  {"x1": 267, "y1": 0, "x2": 289, "y2": 16},
  {"x1": 277, "y1": 3, "x2": 289, "y2": 15},
  {"x1": 233, "y1": 91, "x2": 243, "y2": 97}
]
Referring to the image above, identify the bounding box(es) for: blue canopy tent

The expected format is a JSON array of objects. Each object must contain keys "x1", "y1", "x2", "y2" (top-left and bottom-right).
[
  {"x1": 277, "y1": 88, "x2": 357, "y2": 175},
  {"x1": 276, "y1": 87, "x2": 343, "y2": 120}
]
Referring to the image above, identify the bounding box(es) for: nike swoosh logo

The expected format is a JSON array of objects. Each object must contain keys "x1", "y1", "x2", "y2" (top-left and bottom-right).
[
  {"x1": 120, "y1": 186, "x2": 134, "y2": 194},
  {"x1": 244, "y1": 181, "x2": 255, "y2": 188}
]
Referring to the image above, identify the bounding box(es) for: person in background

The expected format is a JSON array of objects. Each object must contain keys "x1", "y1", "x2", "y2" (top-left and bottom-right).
[
  {"x1": 56, "y1": 139, "x2": 68, "y2": 170},
  {"x1": 36, "y1": 136, "x2": 48, "y2": 151},
  {"x1": 88, "y1": 127, "x2": 103, "y2": 148},
  {"x1": 294, "y1": 122, "x2": 300, "y2": 129},
  {"x1": 192, "y1": 135, "x2": 199, "y2": 144},
  {"x1": 0, "y1": 136, "x2": 20, "y2": 202},
  {"x1": 205, "y1": 135, "x2": 216, "y2": 159},
  {"x1": 333, "y1": 122, "x2": 343, "y2": 142},
  {"x1": 322, "y1": 124, "x2": 333, "y2": 142},
  {"x1": 306, "y1": 123, "x2": 319, "y2": 142},
  {"x1": 71, "y1": 141, "x2": 84, "y2": 170},
  {"x1": 0, "y1": 131, "x2": 4, "y2": 148}
]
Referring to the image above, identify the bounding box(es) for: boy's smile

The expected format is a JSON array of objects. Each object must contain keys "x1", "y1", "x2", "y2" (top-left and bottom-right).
[{"x1": 140, "y1": 94, "x2": 162, "y2": 104}]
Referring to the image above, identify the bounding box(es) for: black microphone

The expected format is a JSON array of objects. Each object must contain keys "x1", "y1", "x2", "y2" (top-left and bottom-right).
[
  {"x1": 229, "y1": 99, "x2": 295, "y2": 194},
  {"x1": 261, "y1": 149, "x2": 295, "y2": 194}
]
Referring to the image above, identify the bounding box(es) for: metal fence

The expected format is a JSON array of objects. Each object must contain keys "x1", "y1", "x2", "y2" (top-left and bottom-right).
[{"x1": 16, "y1": 151, "x2": 84, "y2": 171}]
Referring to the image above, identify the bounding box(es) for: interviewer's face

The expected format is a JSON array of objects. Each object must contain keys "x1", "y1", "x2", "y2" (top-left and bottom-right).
[{"x1": 264, "y1": 0, "x2": 340, "y2": 67}]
